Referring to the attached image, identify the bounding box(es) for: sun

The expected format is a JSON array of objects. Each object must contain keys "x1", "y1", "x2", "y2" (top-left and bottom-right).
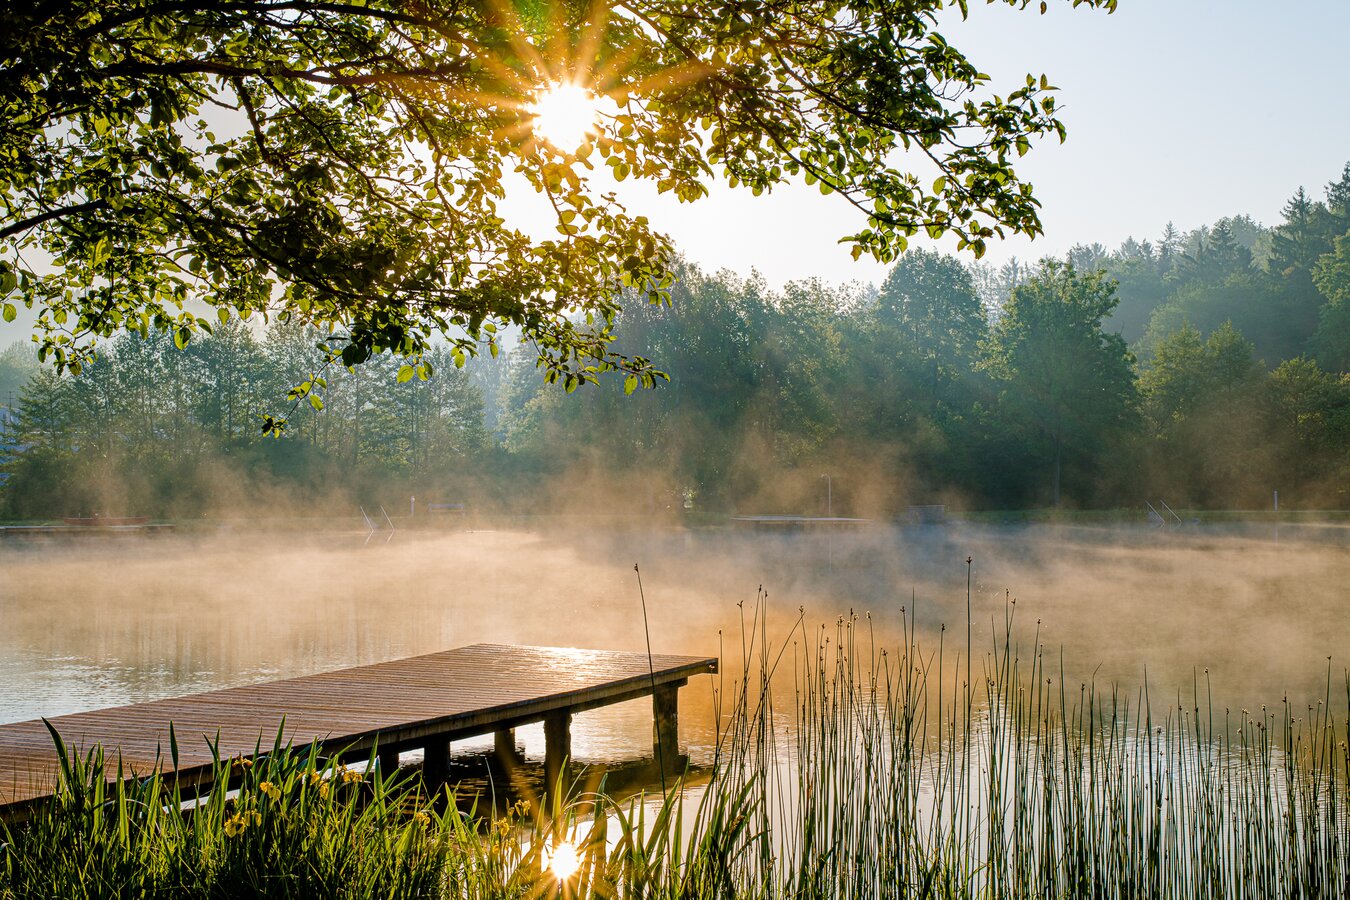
[
  {"x1": 544, "y1": 839, "x2": 582, "y2": 880},
  {"x1": 527, "y1": 81, "x2": 601, "y2": 152}
]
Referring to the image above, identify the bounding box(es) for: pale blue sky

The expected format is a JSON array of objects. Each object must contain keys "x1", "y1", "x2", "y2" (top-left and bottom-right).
[{"x1": 606, "y1": 0, "x2": 1350, "y2": 286}]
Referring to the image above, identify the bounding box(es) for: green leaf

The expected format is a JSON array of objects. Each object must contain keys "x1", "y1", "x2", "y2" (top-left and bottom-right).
[
  {"x1": 2, "y1": 303, "x2": 15, "y2": 323},
  {"x1": 397, "y1": 364, "x2": 415, "y2": 383},
  {"x1": 623, "y1": 374, "x2": 638, "y2": 395},
  {"x1": 91, "y1": 236, "x2": 111, "y2": 268}
]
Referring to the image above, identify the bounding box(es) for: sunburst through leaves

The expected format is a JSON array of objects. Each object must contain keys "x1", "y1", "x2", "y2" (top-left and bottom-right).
[{"x1": 526, "y1": 81, "x2": 601, "y2": 152}]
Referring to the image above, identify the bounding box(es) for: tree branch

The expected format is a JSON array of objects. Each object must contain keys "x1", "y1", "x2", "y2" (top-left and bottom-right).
[{"x1": 0, "y1": 200, "x2": 110, "y2": 241}]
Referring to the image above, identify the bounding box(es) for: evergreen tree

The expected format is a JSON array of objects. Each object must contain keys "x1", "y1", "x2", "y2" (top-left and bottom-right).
[
  {"x1": 1269, "y1": 188, "x2": 1332, "y2": 276},
  {"x1": 1183, "y1": 219, "x2": 1252, "y2": 283},
  {"x1": 1325, "y1": 163, "x2": 1350, "y2": 229}
]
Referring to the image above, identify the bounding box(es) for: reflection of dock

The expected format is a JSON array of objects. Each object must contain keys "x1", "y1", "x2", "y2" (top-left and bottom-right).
[
  {"x1": 0, "y1": 644, "x2": 716, "y2": 820},
  {"x1": 730, "y1": 515, "x2": 871, "y2": 529}
]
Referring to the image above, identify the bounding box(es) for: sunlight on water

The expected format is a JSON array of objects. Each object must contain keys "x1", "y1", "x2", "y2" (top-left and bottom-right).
[{"x1": 2, "y1": 520, "x2": 1348, "y2": 767}]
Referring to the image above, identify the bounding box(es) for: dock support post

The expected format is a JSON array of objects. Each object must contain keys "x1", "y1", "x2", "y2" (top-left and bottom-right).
[
  {"x1": 653, "y1": 683, "x2": 681, "y2": 772},
  {"x1": 543, "y1": 712, "x2": 571, "y2": 802},
  {"x1": 494, "y1": 728, "x2": 521, "y2": 765},
  {"x1": 422, "y1": 738, "x2": 450, "y2": 784},
  {"x1": 377, "y1": 746, "x2": 400, "y2": 777}
]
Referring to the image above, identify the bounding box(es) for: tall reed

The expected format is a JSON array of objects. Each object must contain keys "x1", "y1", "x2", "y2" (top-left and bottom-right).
[{"x1": 693, "y1": 590, "x2": 1350, "y2": 899}]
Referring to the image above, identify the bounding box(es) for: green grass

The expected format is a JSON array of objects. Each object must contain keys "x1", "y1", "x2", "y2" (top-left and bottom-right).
[
  {"x1": 0, "y1": 726, "x2": 457, "y2": 898},
  {"x1": 3, "y1": 595, "x2": 1348, "y2": 898}
]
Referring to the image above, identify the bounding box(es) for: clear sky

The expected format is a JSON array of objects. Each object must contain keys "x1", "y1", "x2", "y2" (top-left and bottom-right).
[{"x1": 558, "y1": 0, "x2": 1350, "y2": 288}]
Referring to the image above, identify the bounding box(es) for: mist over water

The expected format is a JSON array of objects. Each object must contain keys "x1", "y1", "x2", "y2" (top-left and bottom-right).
[{"x1": 2, "y1": 519, "x2": 1348, "y2": 763}]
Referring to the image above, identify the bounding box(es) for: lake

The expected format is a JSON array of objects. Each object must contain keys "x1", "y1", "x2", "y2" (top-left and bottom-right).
[{"x1": 3, "y1": 518, "x2": 1348, "y2": 767}]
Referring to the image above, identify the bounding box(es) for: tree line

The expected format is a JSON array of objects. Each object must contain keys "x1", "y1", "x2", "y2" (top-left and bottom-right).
[
  {"x1": 3, "y1": 164, "x2": 1349, "y2": 518},
  {"x1": 0, "y1": 322, "x2": 487, "y2": 518}
]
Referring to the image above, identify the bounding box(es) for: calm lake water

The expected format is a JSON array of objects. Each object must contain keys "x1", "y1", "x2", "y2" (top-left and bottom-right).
[{"x1": 2, "y1": 519, "x2": 1348, "y2": 765}]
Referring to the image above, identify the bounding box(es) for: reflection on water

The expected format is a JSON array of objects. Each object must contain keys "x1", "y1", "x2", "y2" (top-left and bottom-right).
[{"x1": 2, "y1": 520, "x2": 1348, "y2": 764}]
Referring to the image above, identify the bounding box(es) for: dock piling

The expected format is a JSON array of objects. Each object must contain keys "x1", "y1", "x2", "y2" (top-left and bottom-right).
[
  {"x1": 653, "y1": 682, "x2": 681, "y2": 771},
  {"x1": 493, "y1": 728, "x2": 522, "y2": 764},
  {"x1": 542, "y1": 712, "x2": 571, "y2": 798},
  {"x1": 377, "y1": 746, "x2": 400, "y2": 777},
  {"x1": 422, "y1": 738, "x2": 450, "y2": 783}
]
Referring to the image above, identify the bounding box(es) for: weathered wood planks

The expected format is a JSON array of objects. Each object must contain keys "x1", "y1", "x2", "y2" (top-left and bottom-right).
[{"x1": 0, "y1": 644, "x2": 717, "y2": 817}]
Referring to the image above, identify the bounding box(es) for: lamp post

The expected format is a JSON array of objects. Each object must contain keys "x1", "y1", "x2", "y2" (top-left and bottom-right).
[{"x1": 820, "y1": 473, "x2": 832, "y2": 518}]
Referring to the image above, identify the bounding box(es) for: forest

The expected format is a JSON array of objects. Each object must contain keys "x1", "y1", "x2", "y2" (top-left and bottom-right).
[{"x1": 2, "y1": 163, "x2": 1349, "y2": 519}]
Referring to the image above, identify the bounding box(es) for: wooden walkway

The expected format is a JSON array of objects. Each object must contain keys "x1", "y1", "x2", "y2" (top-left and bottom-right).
[{"x1": 0, "y1": 644, "x2": 717, "y2": 818}]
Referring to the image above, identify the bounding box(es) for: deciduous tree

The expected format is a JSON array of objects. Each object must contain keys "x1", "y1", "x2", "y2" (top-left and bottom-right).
[
  {"x1": 1, "y1": 0, "x2": 1112, "y2": 428},
  {"x1": 981, "y1": 262, "x2": 1137, "y2": 506}
]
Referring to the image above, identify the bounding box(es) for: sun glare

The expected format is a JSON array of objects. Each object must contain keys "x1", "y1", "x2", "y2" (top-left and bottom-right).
[
  {"x1": 528, "y1": 82, "x2": 601, "y2": 152},
  {"x1": 544, "y1": 839, "x2": 582, "y2": 880}
]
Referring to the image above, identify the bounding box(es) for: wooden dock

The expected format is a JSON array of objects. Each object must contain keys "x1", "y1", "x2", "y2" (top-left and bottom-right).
[
  {"x1": 0, "y1": 523, "x2": 174, "y2": 537},
  {"x1": 0, "y1": 644, "x2": 717, "y2": 819},
  {"x1": 730, "y1": 515, "x2": 872, "y2": 529}
]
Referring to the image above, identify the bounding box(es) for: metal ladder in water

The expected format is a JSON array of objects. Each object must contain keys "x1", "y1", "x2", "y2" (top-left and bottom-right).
[
  {"x1": 359, "y1": 506, "x2": 396, "y2": 544},
  {"x1": 1145, "y1": 500, "x2": 1184, "y2": 529}
]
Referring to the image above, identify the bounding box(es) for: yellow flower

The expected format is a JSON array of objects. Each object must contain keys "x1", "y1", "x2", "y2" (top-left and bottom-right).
[
  {"x1": 259, "y1": 781, "x2": 281, "y2": 802},
  {"x1": 224, "y1": 813, "x2": 245, "y2": 837},
  {"x1": 341, "y1": 768, "x2": 363, "y2": 784},
  {"x1": 413, "y1": 811, "x2": 430, "y2": 827}
]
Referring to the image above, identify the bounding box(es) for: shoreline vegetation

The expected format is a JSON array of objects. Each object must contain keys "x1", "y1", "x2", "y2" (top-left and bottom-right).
[
  {"x1": 6, "y1": 507, "x2": 1350, "y2": 529},
  {"x1": 3, "y1": 161, "x2": 1350, "y2": 523},
  {"x1": 3, "y1": 597, "x2": 1346, "y2": 899},
  {"x1": 2, "y1": 161, "x2": 1350, "y2": 524}
]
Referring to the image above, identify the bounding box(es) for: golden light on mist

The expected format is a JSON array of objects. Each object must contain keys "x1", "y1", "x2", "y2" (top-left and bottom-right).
[
  {"x1": 544, "y1": 839, "x2": 582, "y2": 880},
  {"x1": 527, "y1": 81, "x2": 601, "y2": 152}
]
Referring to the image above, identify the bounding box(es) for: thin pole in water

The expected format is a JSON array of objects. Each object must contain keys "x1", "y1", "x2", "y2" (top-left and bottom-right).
[
  {"x1": 1274, "y1": 489, "x2": 1280, "y2": 543},
  {"x1": 966, "y1": 555, "x2": 972, "y2": 738},
  {"x1": 635, "y1": 564, "x2": 668, "y2": 794},
  {"x1": 966, "y1": 556, "x2": 972, "y2": 684}
]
